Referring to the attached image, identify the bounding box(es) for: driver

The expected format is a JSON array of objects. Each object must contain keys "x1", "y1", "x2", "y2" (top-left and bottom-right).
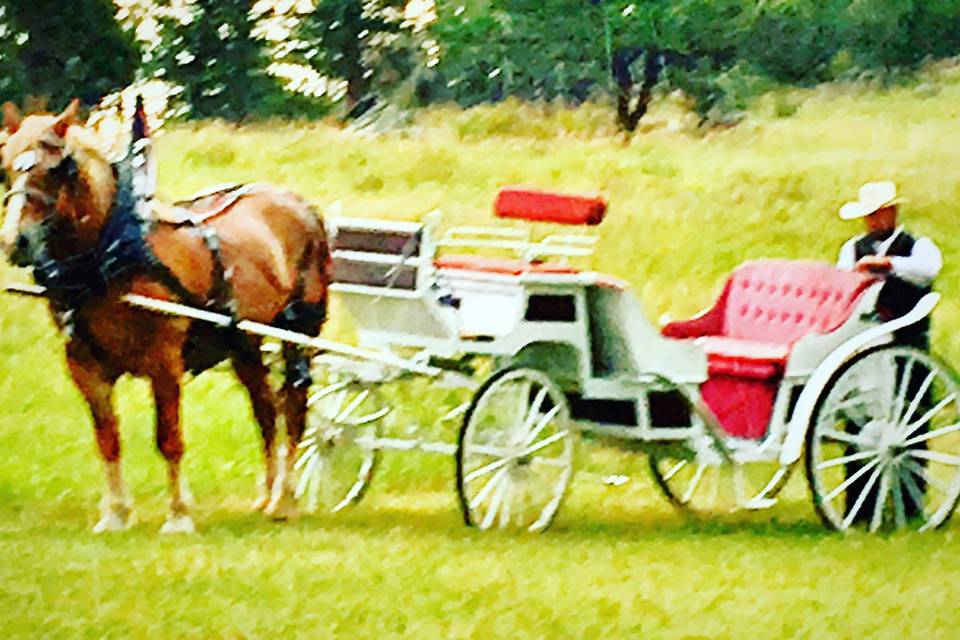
[{"x1": 836, "y1": 181, "x2": 942, "y2": 349}]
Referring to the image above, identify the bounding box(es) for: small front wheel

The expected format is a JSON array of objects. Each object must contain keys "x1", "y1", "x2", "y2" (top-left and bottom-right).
[{"x1": 456, "y1": 367, "x2": 575, "y2": 532}]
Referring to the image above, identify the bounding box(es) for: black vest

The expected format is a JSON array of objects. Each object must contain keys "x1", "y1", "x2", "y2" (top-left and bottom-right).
[{"x1": 853, "y1": 229, "x2": 931, "y2": 346}]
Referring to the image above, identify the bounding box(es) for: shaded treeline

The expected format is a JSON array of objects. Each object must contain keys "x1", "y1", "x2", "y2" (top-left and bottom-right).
[{"x1": 2, "y1": 0, "x2": 960, "y2": 128}]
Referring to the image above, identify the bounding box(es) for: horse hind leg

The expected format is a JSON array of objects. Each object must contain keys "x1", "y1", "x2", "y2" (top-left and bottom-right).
[
  {"x1": 232, "y1": 339, "x2": 280, "y2": 512},
  {"x1": 66, "y1": 351, "x2": 132, "y2": 533},
  {"x1": 265, "y1": 343, "x2": 312, "y2": 521}
]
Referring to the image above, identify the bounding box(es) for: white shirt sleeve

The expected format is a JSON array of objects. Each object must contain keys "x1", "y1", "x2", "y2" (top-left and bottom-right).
[
  {"x1": 890, "y1": 237, "x2": 942, "y2": 286},
  {"x1": 836, "y1": 236, "x2": 858, "y2": 270}
]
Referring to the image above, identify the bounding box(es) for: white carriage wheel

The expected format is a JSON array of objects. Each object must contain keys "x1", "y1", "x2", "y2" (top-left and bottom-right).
[
  {"x1": 456, "y1": 367, "x2": 575, "y2": 532},
  {"x1": 806, "y1": 345, "x2": 960, "y2": 532},
  {"x1": 295, "y1": 378, "x2": 387, "y2": 513},
  {"x1": 649, "y1": 441, "x2": 791, "y2": 516}
]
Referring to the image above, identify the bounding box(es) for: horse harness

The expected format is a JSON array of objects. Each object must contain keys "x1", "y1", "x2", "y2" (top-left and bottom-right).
[{"x1": 12, "y1": 152, "x2": 246, "y2": 354}]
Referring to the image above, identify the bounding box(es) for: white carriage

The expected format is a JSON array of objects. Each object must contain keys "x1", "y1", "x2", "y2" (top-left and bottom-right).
[
  {"x1": 297, "y1": 188, "x2": 960, "y2": 533},
  {"x1": 10, "y1": 186, "x2": 955, "y2": 533}
]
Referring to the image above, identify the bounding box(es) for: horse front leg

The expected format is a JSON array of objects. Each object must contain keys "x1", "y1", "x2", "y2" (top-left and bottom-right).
[
  {"x1": 151, "y1": 374, "x2": 195, "y2": 534},
  {"x1": 66, "y1": 350, "x2": 131, "y2": 533}
]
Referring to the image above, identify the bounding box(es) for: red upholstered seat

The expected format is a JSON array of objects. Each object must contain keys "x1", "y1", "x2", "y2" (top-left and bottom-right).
[
  {"x1": 662, "y1": 260, "x2": 874, "y2": 438},
  {"x1": 434, "y1": 255, "x2": 578, "y2": 276}
]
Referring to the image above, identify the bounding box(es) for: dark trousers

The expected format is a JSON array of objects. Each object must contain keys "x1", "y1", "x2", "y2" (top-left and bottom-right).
[{"x1": 845, "y1": 330, "x2": 930, "y2": 524}]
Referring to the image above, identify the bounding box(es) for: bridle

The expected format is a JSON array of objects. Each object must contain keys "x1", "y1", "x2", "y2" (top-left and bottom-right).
[{"x1": 1, "y1": 141, "x2": 82, "y2": 251}]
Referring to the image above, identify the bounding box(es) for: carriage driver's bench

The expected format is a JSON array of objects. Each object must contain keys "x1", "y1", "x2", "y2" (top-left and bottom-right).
[{"x1": 662, "y1": 261, "x2": 875, "y2": 438}]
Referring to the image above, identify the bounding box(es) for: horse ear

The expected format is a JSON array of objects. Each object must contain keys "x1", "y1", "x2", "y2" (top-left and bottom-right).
[
  {"x1": 51, "y1": 98, "x2": 81, "y2": 138},
  {"x1": 2, "y1": 102, "x2": 20, "y2": 134}
]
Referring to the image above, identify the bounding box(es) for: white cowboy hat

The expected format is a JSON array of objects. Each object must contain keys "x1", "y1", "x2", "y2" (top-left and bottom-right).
[{"x1": 839, "y1": 181, "x2": 902, "y2": 220}]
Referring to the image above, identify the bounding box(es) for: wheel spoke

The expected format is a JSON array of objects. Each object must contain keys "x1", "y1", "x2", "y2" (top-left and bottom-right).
[
  {"x1": 869, "y1": 470, "x2": 892, "y2": 532},
  {"x1": 353, "y1": 407, "x2": 390, "y2": 426},
  {"x1": 480, "y1": 472, "x2": 509, "y2": 530},
  {"x1": 530, "y1": 457, "x2": 570, "y2": 468},
  {"x1": 498, "y1": 478, "x2": 514, "y2": 529},
  {"x1": 890, "y1": 355, "x2": 915, "y2": 423},
  {"x1": 900, "y1": 467, "x2": 927, "y2": 517},
  {"x1": 902, "y1": 458, "x2": 952, "y2": 495},
  {"x1": 831, "y1": 390, "x2": 875, "y2": 416},
  {"x1": 523, "y1": 405, "x2": 562, "y2": 447},
  {"x1": 902, "y1": 393, "x2": 956, "y2": 440},
  {"x1": 909, "y1": 449, "x2": 960, "y2": 467},
  {"x1": 662, "y1": 460, "x2": 686, "y2": 482},
  {"x1": 891, "y1": 470, "x2": 907, "y2": 528},
  {"x1": 516, "y1": 430, "x2": 567, "y2": 458},
  {"x1": 902, "y1": 421, "x2": 960, "y2": 448},
  {"x1": 518, "y1": 387, "x2": 548, "y2": 442},
  {"x1": 463, "y1": 443, "x2": 513, "y2": 457},
  {"x1": 820, "y1": 428, "x2": 869, "y2": 447},
  {"x1": 295, "y1": 449, "x2": 321, "y2": 497},
  {"x1": 822, "y1": 457, "x2": 881, "y2": 504},
  {"x1": 841, "y1": 464, "x2": 884, "y2": 529},
  {"x1": 897, "y1": 368, "x2": 938, "y2": 428},
  {"x1": 681, "y1": 464, "x2": 707, "y2": 504},
  {"x1": 464, "y1": 456, "x2": 511, "y2": 484},
  {"x1": 307, "y1": 380, "x2": 351, "y2": 406},
  {"x1": 335, "y1": 389, "x2": 370, "y2": 422},
  {"x1": 469, "y1": 466, "x2": 508, "y2": 511},
  {"x1": 816, "y1": 448, "x2": 878, "y2": 471}
]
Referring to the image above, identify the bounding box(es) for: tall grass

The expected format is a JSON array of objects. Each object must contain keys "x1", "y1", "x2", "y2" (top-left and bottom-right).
[{"x1": 1, "y1": 68, "x2": 960, "y2": 637}]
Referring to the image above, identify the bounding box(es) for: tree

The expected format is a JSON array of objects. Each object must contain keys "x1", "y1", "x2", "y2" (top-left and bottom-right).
[
  {"x1": 0, "y1": 0, "x2": 138, "y2": 107},
  {"x1": 151, "y1": 0, "x2": 281, "y2": 120},
  {"x1": 284, "y1": 0, "x2": 410, "y2": 114}
]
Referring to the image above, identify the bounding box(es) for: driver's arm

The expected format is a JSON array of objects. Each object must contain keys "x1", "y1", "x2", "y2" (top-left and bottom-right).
[{"x1": 890, "y1": 237, "x2": 942, "y2": 286}]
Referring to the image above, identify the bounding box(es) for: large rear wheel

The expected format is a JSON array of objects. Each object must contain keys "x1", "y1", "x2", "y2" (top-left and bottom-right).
[{"x1": 806, "y1": 345, "x2": 960, "y2": 532}]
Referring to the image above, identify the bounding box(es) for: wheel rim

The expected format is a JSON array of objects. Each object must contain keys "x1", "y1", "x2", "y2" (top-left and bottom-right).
[
  {"x1": 808, "y1": 346, "x2": 960, "y2": 532},
  {"x1": 650, "y1": 436, "x2": 789, "y2": 515},
  {"x1": 296, "y1": 379, "x2": 386, "y2": 513},
  {"x1": 458, "y1": 369, "x2": 574, "y2": 532}
]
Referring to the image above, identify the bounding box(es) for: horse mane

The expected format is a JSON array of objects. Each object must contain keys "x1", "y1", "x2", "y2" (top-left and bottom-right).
[{"x1": 64, "y1": 123, "x2": 117, "y2": 222}]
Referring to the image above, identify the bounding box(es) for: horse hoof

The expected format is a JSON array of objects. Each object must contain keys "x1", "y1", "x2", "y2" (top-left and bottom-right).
[
  {"x1": 251, "y1": 494, "x2": 270, "y2": 512},
  {"x1": 160, "y1": 514, "x2": 196, "y2": 535},
  {"x1": 93, "y1": 511, "x2": 130, "y2": 534},
  {"x1": 93, "y1": 503, "x2": 133, "y2": 533},
  {"x1": 265, "y1": 492, "x2": 298, "y2": 521}
]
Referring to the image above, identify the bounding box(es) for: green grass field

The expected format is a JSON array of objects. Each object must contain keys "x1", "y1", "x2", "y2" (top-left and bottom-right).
[{"x1": 3, "y1": 66, "x2": 960, "y2": 637}]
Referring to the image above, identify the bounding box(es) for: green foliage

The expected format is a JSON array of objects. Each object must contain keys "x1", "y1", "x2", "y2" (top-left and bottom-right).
[
  {"x1": 427, "y1": 1, "x2": 608, "y2": 107},
  {"x1": 150, "y1": 0, "x2": 317, "y2": 121},
  {"x1": 0, "y1": 0, "x2": 137, "y2": 107},
  {"x1": 423, "y1": 0, "x2": 960, "y2": 128},
  {"x1": 290, "y1": 0, "x2": 410, "y2": 108},
  {"x1": 0, "y1": 5, "x2": 27, "y2": 101}
]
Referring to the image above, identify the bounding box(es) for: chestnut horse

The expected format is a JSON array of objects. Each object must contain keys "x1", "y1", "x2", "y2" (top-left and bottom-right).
[{"x1": 0, "y1": 101, "x2": 331, "y2": 533}]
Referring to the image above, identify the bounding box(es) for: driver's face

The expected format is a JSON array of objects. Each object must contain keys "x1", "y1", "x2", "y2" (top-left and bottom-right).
[{"x1": 865, "y1": 205, "x2": 898, "y2": 233}]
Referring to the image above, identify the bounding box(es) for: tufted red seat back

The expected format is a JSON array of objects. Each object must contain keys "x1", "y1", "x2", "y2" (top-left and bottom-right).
[
  {"x1": 660, "y1": 260, "x2": 874, "y2": 439},
  {"x1": 722, "y1": 260, "x2": 873, "y2": 344}
]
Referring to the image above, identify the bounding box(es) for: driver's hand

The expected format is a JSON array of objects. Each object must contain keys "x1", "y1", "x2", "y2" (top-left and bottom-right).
[{"x1": 854, "y1": 256, "x2": 892, "y2": 274}]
